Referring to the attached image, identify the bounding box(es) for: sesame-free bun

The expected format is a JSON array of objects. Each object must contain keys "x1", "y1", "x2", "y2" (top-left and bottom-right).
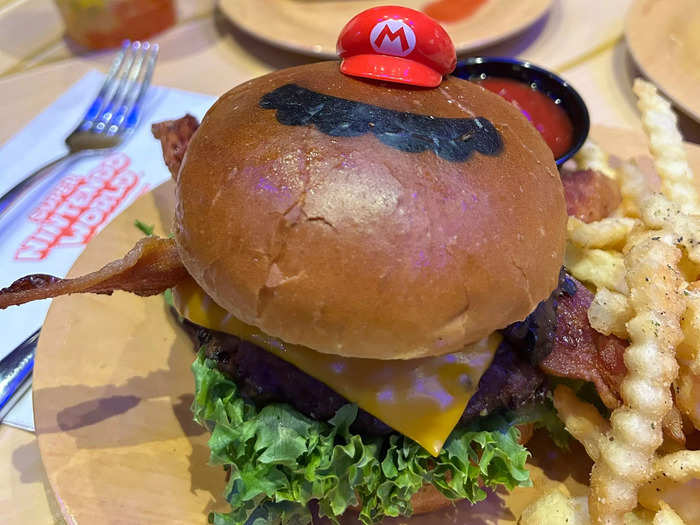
[
  {"x1": 175, "y1": 61, "x2": 566, "y2": 359},
  {"x1": 409, "y1": 484, "x2": 453, "y2": 515}
]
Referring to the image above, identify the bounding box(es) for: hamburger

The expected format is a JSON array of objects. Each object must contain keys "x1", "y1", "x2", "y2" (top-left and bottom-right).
[
  {"x1": 0, "y1": 8, "x2": 630, "y2": 525},
  {"x1": 168, "y1": 59, "x2": 568, "y2": 523}
]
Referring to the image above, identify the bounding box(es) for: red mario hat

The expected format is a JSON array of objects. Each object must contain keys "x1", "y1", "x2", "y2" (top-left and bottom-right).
[{"x1": 337, "y1": 5, "x2": 456, "y2": 88}]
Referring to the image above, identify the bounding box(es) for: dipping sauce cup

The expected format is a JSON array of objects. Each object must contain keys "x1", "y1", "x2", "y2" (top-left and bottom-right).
[{"x1": 453, "y1": 57, "x2": 590, "y2": 166}]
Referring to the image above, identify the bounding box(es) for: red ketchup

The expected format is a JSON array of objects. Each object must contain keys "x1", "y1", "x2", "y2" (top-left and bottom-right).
[{"x1": 477, "y1": 77, "x2": 574, "y2": 159}]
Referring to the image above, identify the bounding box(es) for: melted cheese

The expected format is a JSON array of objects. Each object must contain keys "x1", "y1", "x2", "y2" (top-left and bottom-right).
[{"x1": 173, "y1": 279, "x2": 499, "y2": 455}]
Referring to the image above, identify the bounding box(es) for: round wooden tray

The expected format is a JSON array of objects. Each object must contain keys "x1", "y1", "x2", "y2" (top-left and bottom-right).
[{"x1": 34, "y1": 126, "x2": 700, "y2": 523}]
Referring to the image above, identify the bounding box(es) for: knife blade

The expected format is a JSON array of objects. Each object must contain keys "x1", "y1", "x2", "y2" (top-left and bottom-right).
[{"x1": 0, "y1": 328, "x2": 38, "y2": 421}]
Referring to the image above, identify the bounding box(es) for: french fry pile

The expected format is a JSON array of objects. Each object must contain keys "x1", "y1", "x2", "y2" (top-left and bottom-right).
[{"x1": 520, "y1": 79, "x2": 700, "y2": 525}]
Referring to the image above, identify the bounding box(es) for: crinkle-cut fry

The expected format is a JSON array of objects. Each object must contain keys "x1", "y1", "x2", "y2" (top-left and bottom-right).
[
  {"x1": 568, "y1": 216, "x2": 640, "y2": 249},
  {"x1": 639, "y1": 459, "x2": 700, "y2": 521},
  {"x1": 638, "y1": 476, "x2": 698, "y2": 520},
  {"x1": 588, "y1": 287, "x2": 634, "y2": 338},
  {"x1": 643, "y1": 456, "x2": 700, "y2": 523},
  {"x1": 642, "y1": 196, "x2": 700, "y2": 432},
  {"x1": 633, "y1": 79, "x2": 699, "y2": 215},
  {"x1": 676, "y1": 367, "x2": 700, "y2": 430},
  {"x1": 553, "y1": 385, "x2": 609, "y2": 461},
  {"x1": 676, "y1": 287, "x2": 700, "y2": 429},
  {"x1": 677, "y1": 285, "x2": 700, "y2": 375},
  {"x1": 641, "y1": 193, "x2": 700, "y2": 265},
  {"x1": 678, "y1": 254, "x2": 700, "y2": 284},
  {"x1": 653, "y1": 502, "x2": 686, "y2": 525},
  {"x1": 519, "y1": 488, "x2": 589, "y2": 525},
  {"x1": 619, "y1": 160, "x2": 654, "y2": 218},
  {"x1": 575, "y1": 139, "x2": 618, "y2": 179},
  {"x1": 0, "y1": 236, "x2": 188, "y2": 309},
  {"x1": 653, "y1": 450, "x2": 700, "y2": 483},
  {"x1": 625, "y1": 508, "x2": 656, "y2": 525},
  {"x1": 589, "y1": 238, "x2": 685, "y2": 525},
  {"x1": 565, "y1": 243, "x2": 629, "y2": 294}
]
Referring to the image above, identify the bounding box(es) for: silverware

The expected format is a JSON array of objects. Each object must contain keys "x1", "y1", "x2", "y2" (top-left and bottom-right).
[
  {"x1": 0, "y1": 329, "x2": 38, "y2": 421},
  {"x1": 0, "y1": 40, "x2": 159, "y2": 222},
  {"x1": 0, "y1": 41, "x2": 159, "y2": 421}
]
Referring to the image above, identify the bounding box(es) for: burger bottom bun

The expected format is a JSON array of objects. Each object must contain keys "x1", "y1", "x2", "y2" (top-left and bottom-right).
[{"x1": 410, "y1": 484, "x2": 454, "y2": 515}]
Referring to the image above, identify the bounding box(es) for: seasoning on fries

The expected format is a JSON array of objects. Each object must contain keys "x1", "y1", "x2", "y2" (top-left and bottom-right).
[{"x1": 552, "y1": 79, "x2": 700, "y2": 525}]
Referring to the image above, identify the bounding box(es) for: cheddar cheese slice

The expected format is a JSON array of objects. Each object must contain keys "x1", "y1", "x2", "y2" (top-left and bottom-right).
[{"x1": 173, "y1": 279, "x2": 498, "y2": 455}]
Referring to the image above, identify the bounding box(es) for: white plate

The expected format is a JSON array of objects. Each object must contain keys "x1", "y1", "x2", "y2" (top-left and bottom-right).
[
  {"x1": 625, "y1": 0, "x2": 700, "y2": 122},
  {"x1": 219, "y1": 0, "x2": 554, "y2": 58}
]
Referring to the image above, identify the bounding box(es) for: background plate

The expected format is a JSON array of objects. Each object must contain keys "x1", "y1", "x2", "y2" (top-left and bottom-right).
[
  {"x1": 218, "y1": 0, "x2": 554, "y2": 58},
  {"x1": 625, "y1": 0, "x2": 700, "y2": 122},
  {"x1": 34, "y1": 126, "x2": 700, "y2": 523}
]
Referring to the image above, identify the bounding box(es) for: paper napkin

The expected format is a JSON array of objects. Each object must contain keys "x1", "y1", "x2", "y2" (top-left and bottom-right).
[{"x1": 0, "y1": 70, "x2": 216, "y2": 430}]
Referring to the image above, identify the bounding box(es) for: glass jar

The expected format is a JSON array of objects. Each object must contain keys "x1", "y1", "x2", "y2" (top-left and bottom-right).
[{"x1": 55, "y1": 0, "x2": 175, "y2": 50}]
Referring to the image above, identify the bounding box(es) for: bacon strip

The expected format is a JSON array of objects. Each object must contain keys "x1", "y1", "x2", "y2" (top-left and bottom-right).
[
  {"x1": 562, "y1": 169, "x2": 622, "y2": 223},
  {"x1": 0, "y1": 237, "x2": 188, "y2": 309},
  {"x1": 540, "y1": 276, "x2": 627, "y2": 409},
  {"x1": 151, "y1": 115, "x2": 200, "y2": 179}
]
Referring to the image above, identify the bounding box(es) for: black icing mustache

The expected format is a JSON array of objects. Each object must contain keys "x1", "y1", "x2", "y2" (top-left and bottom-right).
[{"x1": 259, "y1": 84, "x2": 503, "y2": 163}]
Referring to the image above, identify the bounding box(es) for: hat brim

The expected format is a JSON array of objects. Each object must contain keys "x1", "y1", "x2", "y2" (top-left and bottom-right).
[{"x1": 340, "y1": 54, "x2": 443, "y2": 88}]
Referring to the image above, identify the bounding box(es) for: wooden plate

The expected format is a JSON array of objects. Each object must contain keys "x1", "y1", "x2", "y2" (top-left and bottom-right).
[
  {"x1": 34, "y1": 126, "x2": 700, "y2": 523},
  {"x1": 218, "y1": 0, "x2": 554, "y2": 58},
  {"x1": 625, "y1": 0, "x2": 700, "y2": 121}
]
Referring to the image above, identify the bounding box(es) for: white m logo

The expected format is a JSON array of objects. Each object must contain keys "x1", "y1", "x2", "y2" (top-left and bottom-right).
[{"x1": 369, "y1": 20, "x2": 416, "y2": 57}]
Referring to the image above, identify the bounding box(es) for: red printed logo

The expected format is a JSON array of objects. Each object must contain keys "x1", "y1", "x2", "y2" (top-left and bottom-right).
[
  {"x1": 370, "y1": 20, "x2": 416, "y2": 57},
  {"x1": 14, "y1": 153, "x2": 140, "y2": 261}
]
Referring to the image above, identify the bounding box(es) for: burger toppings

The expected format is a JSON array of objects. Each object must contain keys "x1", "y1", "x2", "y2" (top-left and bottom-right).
[
  {"x1": 183, "y1": 319, "x2": 393, "y2": 436},
  {"x1": 0, "y1": 236, "x2": 186, "y2": 309},
  {"x1": 336, "y1": 6, "x2": 457, "y2": 88},
  {"x1": 176, "y1": 269, "x2": 623, "y2": 453},
  {"x1": 540, "y1": 275, "x2": 627, "y2": 409},
  {"x1": 173, "y1": 277, "x2": 500, "y2": 456},
  {"x1": 503, "y1": 269, "x2": 577, "y2": 365},
  {"x1": 460, "y1": 341, "x2": 547, "y2": 422},
  {"x1": 151, "y1": 114, "x2": 199, "y2": 179},
  {"x1": 185, "y1": 319, "x2": 552, "y2": 439},
  {"x1": 561, "y1": 168, "x2": 623, "y2": 223},
  {"x1": 192, "y1": 352, "x2": 533, "y2": 525},
  {"x1": 259, "y1": 84, "x2": 503, "y2": 162}
]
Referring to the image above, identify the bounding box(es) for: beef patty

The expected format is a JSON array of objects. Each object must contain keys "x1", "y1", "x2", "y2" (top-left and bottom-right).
[{"x1": 181, "y1": 319, "x2": 549, "y2": 436}]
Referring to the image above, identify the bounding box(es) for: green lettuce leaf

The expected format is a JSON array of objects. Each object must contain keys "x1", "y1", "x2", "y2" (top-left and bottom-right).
[
  {"x1": 502, "y1": 400, "x2": 570, "y2": 450},
  {"x1": 134, "y1": 219, "x2": 154, "y2": 236},
  {"x1": 163, "y1": 288, "x2": 175, "y2": 309},
  {"x1": 192, "y1": 350, "x2": 553, "y2": 525}
]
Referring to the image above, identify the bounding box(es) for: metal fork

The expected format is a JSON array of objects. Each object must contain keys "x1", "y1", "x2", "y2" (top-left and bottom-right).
[{"x1": 0, "y1": 40, "x2": 159, "y2": 223}]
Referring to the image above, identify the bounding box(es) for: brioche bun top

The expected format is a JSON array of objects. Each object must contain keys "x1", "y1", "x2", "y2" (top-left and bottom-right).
[{"x1": 174, "y1": 61, "x2": 566, "y2": 359}]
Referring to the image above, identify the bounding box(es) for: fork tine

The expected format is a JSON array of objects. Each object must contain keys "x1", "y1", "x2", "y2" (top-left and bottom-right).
[
  {"x1": 3, "y1": 41, "x2": 157, "y2": 225},
  {"x1": 121, "y1": 43, "x2": 159, "y2": 134},
  {"x1": 107, "y1": 42, "x2": 151, "y2": 135},
  {"x1": 78, "y1": 40, "x2": 131, "y2": 132},
  {"x1": 94, "y1": 41, "x2": 141, "y2": 133}
]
